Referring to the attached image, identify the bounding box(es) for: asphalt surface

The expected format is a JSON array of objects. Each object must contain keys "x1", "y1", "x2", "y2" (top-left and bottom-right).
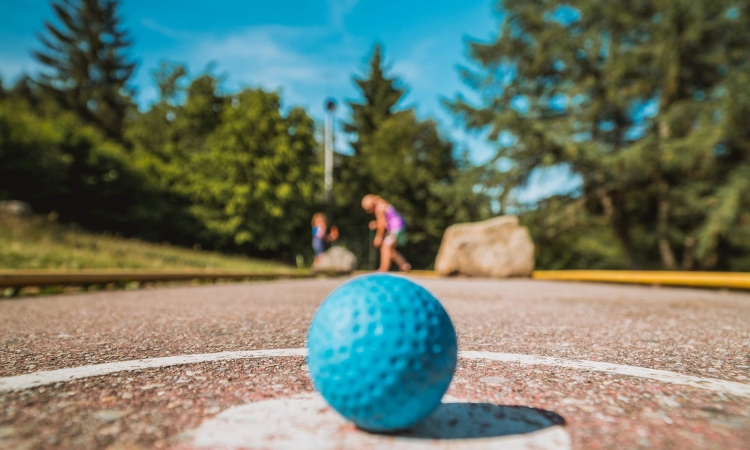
[{"x1": 1, "y1": 277, "x2": 749, "y2": 449}]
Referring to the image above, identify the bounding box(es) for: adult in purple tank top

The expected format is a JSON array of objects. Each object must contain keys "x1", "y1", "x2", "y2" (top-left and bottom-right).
[{"x1": 361, "y1": 194, "x2": 411, "y2": 272}]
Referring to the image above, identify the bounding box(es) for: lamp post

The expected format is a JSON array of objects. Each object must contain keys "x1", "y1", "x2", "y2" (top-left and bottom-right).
[{"x1": 324, "y1": 98, "x2": 336, "y2": 205}]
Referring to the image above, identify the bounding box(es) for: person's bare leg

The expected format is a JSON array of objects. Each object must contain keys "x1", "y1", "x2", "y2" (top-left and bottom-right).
[
  {"x1": 393, "y1": 251, "x2": 411, "y2": 272},
  {"x1": 378, "y1": 244, "x2": 393, "y2": 272}
]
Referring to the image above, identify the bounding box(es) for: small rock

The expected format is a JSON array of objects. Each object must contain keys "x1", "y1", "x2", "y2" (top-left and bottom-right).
[
  {"x1": 204, "y1": 406, "x2": 221, "y2": 415},
  {"x1": 0, "y1": 200, "x2": 32, "y2": 217},
  {"x1": 0, "y1": 426, "x2": 15, "y2": 440},
  {"x1": 480, "y1": 376, "x2": 506, "y2": 386},
  {"x1": 656, "y1": 395, "x2": 680, "y2": 409},
  {"x1": 312, "y1": 246, "x2": 357, "y2": 273},
  {"x1": 641, "y1": 407, "x2": 673, "y2": 424},
  {"x1": 97, "y1": 424, "x2": 121, "y2": 436},
  {"x1": 94, "y1": 410, "x2": 126, "y2": 422}
]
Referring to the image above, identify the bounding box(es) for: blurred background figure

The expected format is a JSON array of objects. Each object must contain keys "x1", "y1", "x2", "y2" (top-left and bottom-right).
[
  {"x1": 362, "y1": 195, "x2": 411, "y2": 273},
  {"x1": 312, "y1": 213, "x2": 338, "y2": 263}
]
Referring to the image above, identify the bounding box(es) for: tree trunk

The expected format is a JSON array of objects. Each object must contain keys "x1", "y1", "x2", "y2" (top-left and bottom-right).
[
  {"x1": 657, "y1": 184, "x2": 676, "y2": 269},
  {"x1": 658, "y1": 238, "x2": 677, "y2": 268},
  {"x1": 682, "y1": 234, "x2": 696, "y2": 270},
  {"x1": 598, "y1": 188, "x2": 640, "y2": 269}
]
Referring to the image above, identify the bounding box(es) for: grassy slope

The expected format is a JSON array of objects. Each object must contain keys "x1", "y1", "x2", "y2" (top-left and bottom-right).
[{"x1": 0, "y1": 214, "x2": 292, "y2": 271}]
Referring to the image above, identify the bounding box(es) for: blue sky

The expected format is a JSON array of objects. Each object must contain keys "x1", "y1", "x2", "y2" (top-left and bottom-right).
[{"x1": 0, "y1": 0, "x2": 581, "y2": 203}]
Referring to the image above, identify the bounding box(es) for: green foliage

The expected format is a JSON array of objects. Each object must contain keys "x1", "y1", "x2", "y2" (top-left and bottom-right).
[
  {"x1": 129, "y1": 67, "x2": 321, "y2": 257},
  {"x1": 0, "y1": 97, "x2": 72, "y2": 204},
  {"x1": 452, "y1": 0, "x2": 750, "y2": 270},
  {"x1": 344, "y1": 45, "x2": 406, "y2": 142},
  {"x1": 0, "y1": 94, "x2": 180, "y2": 241},
  {"x1": 180, "y1": 89, "x2": 320, "y2": 252},
  {"x1": 34, "y1": 0, "x2": 135, "y2": 140},
  {"x1": 520, "y1": 196, "x2": 628, "y2": 270}
]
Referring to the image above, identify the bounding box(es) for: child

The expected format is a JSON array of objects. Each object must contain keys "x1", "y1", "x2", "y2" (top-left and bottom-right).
[
  {"x1": 312, "y1": 213, "x2": 338, "y2": 262},
  {"x1": 361, "y1": 194, "x2": 411, "y2": 272}
]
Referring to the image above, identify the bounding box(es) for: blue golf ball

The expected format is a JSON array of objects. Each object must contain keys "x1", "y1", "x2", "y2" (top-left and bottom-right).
[{"x1": 307, "y1": 274, "x2": 457, "y2": 432}]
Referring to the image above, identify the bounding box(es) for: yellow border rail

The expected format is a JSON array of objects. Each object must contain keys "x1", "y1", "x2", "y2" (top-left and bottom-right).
[
  {"x1": 352, "y1": 270, "x2": 440, "y2": 278},
  {"x1": 2, "y1": 269, "x2": 749, "y2": 291},
  {"x1": 0, "y1": 269, "x2": 348, "y2": 289},
  {"x1": 532, "y1": 270, "x2": 750, "y2": 290}
]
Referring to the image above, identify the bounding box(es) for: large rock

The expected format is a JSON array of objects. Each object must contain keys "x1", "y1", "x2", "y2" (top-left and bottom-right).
[
  {"x1": 0, "y1": 200, "x2": 32, "y2": 217},
  {"x1": 313, "y1": 246, "x2": 357, "y2": 273},
  {"x1": 434, "y1": 216, "x2": 534, "y2": 278}
]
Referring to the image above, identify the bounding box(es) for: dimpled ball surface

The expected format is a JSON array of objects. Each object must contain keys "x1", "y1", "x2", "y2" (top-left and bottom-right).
[{"x1": 307, "y1": 274, "x2": 457, "y2": 432}]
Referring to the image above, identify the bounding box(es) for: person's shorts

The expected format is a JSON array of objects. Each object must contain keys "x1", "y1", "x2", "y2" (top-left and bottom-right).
[
  {"x1": 383, "y1": 229, "x2": 407, "y2": 247},
  {"x1": 313, "y1": 237, "x2": 325, "y2": 256}
]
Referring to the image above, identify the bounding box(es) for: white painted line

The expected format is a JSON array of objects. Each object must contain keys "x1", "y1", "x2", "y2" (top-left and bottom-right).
[
  {"x1": 460, "y1": 351, "x2": 750, "y2": 399},
  {"x1": 0, "y1": 348, "x2": 306, "y2": 393},
  {"x1": 2, "y1": 349, "x2": 749, "y2": 399},
  {"x1": 180, "y1": 394, "x2": 572, "y2": 450}
]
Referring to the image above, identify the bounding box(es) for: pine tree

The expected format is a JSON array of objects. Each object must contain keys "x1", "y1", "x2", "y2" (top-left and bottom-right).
[
  {"x1": 338, "y1": 44, "x2": 406, "y2": 205},
  {"x1": 34, "y1": 0, "x2": 135, "y2": 140},
  {"x1": 336, "y1": 45, "x2": 487, "y2": 269},
  {"x1": 451, "y1": 0, "x2": 750, "y2": 270},
  {"x1": 344, "y1": 45, "x2": 406, "y2": 146}
]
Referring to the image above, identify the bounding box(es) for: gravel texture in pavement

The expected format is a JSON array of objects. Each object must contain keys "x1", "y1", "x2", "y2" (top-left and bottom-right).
[{"x1": 1, "y1": 277, "x2": 749, "y2": 449}]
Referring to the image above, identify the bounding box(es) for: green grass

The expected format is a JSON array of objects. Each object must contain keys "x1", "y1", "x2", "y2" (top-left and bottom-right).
[{"x1": 0, "y1": 214, "x2": 293, "y2": 272}]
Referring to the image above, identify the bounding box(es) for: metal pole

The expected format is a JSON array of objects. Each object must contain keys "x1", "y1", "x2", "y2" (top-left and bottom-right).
[
  {"x1": 324, "y1": 99, "x2": 336, "y2": 205},
  {"x1": 369, "y1": 228, "x2": 376, "y2": 271}
]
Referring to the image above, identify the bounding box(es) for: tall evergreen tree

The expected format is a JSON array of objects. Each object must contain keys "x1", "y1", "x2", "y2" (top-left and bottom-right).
[
  {"x1": 338, "y1": 44, "x2": 405, "y2": 207},
  {"x1": 336, "y1": 45, "x2": 488, "y2": 269},
  {"x1": 451, "y1": 0, "x2": 750, "y2": 270},
  {"x1": 34, "y1": 0, "x2": 135, "y2": 140},
  {"x1": 344, "y1": 45, "x2": 405, "y2": 147}
]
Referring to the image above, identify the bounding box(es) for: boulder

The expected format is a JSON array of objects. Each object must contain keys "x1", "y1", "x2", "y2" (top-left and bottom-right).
[
  {"x1": 434, "y1": 216, "x2": 534, "y2": 278},
  {"x1": 0, "y1": 200, "x2": 32, "y2": 217},
  {"x1": 313, "y1": 246, "x2": 357, "y2": 273}
]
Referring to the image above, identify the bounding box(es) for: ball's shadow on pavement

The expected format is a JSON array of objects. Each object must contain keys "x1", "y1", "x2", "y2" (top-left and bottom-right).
[{"x1": 393, "y1": 402, "x2": 566, "y2": 440}]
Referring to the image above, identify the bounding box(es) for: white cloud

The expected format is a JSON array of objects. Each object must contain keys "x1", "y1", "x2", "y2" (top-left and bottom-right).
[
  {"x1": 184, "y1": 25, "x2": 361, "y2": 108},
  {"x1": 140, "y1": 19, "x2": 195, "y2": 40},
  {"x1": 391, "y1": 38, "x2": 441, "y2": 82},
  {"x1": 131, "y1": 20, "x2": 371, "y2": 150},
  {"x1": 328, "y1": 0, "x2": 359, "y2": 29}
]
